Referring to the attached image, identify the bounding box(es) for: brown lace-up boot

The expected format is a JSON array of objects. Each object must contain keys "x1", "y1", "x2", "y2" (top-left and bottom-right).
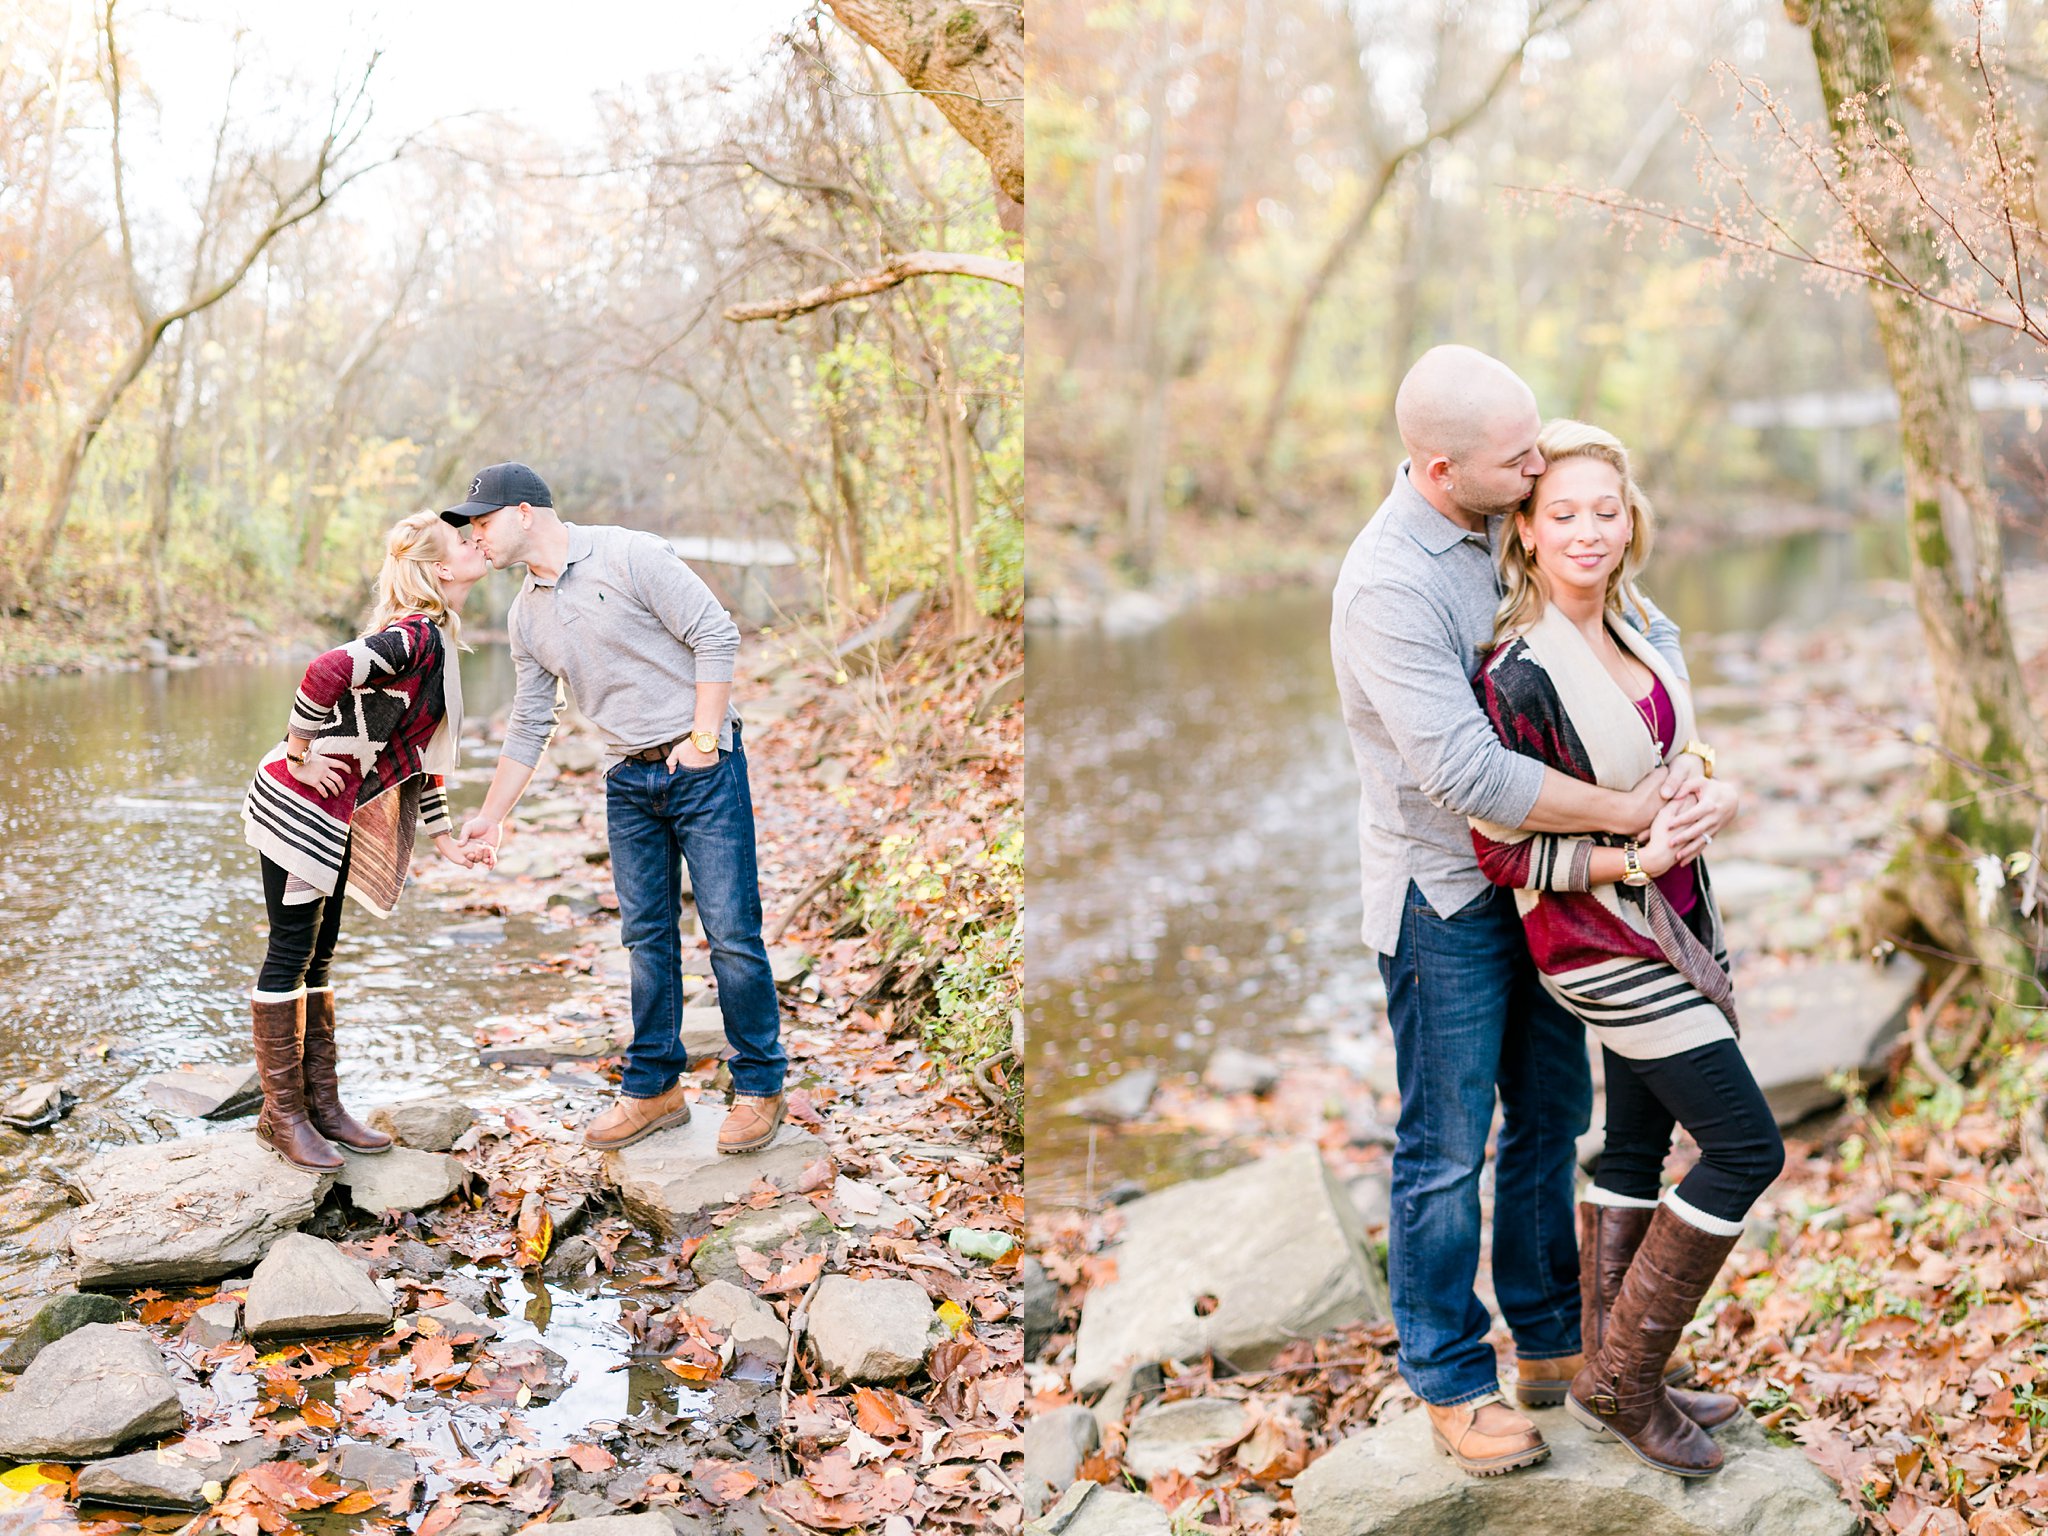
[
  {"x1": 1567, "y1": 1203, "x2": 1740, "y2": 1477},
  {"x1": 1516, "y1": 1203, "x2": 1738, "y2": 1430},
  {"x1": 252, "y1": 993, "x2": 343, "y2": 1173},
  {"x1": 301, "y1": 988, "x2": 391, "y2": 1154},
  {"x1": 1424, "y1": 1394, "x2": 1549, "y2": 1477}
]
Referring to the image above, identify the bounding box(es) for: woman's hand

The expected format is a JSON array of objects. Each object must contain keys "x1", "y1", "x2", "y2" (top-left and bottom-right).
[
  {"x1": 285, "y1": 747, "x2": 345, "y2": 797},
  {"x1": 1640, "y1": 799, "x2": 1705, "y2": 877},
  {"x1": 434, "y1": 832, "x2": 491, "y2": 869}
]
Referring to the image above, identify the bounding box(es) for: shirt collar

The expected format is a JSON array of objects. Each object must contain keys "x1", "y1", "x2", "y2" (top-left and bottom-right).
[
  {"x1": 1389, "y1": 462, "x2": 1494, "y2": 556},
  {"x1": 527, "y1": 523, "x2": 593, "y2": 591}
]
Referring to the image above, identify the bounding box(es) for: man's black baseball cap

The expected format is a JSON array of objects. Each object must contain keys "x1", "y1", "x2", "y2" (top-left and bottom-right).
[{"x1": 440, "y1": 462, "x2": 553, "y2": 525}]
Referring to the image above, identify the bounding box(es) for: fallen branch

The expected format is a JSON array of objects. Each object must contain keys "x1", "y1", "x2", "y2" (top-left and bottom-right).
[
  {"x1": 971, "y1": 1047, "x2": 1018, "y2": 1111},
  {"x1": 724, "y1": 251, "x2": 1022, "y2": 324},
  {"x1": 769, "y1": 855, "x2": 856, "y2": 946},
  {"x1": 1909, "y1": 963, "x2": 1974, "y2": 1094}
]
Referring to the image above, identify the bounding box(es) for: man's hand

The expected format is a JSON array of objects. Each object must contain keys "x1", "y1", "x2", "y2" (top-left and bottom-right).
[
  {"x1": 665, "y1": 739, "x2": 719, "y2": 771},
  {"x1": 434, "y1": 832, "x2": 491, "y2": 869},
  {"x1": 1663, "y1": 751, "x2": 1706, "y2": 794},
  {"x1": 460, "y1": 814, "x2": 505, "y2": 861},
  {"x1": 1616, "y1": 764, "x2": 1672, "y2": 838},
  {"x1": 1662, "y1": 777, "x2": 1739, "y2": 856}
]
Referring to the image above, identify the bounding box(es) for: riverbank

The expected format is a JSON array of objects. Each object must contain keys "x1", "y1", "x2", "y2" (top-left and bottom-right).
[
  {"x1": 0, "y1": 609, "x2": 1024, "y2": 1533},
  {"x1": 1020, "y1": 567, "x2": 2048, "y2": 1533}
]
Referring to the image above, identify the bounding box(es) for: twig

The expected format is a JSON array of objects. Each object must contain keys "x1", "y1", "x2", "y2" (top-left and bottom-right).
[
  {"x1": 971, "y1": 1047, "x2": 1017, "y2": 1112},
  {"x1": 770, "y1": 856, "x2": 855, "y2": 945},
  {"x1": 1909, "y1": 963, "x2": 1973, "y2": 1093},
  {"x1": 778, "y1": 1268, "x2": 829, "y2": 1462}
]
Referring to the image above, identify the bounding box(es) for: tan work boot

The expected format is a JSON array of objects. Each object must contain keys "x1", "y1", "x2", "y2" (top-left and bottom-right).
[
  {"x1": 1424, "y1": 1393, "x2": 1549, "y2": 1477},
  {"x1": 584, "y1": 1083, "x2": 692, "y2": 1150},
  {"x1": 717, "y1": 1092, "x2": 787, "y2": 1154}
]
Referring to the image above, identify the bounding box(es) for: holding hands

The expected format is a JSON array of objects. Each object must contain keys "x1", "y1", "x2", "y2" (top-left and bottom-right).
[{"x1": 434, "y1": 831, "x2": 495, "y2": 870}]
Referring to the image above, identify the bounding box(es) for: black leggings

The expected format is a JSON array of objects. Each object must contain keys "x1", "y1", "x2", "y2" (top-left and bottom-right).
[
  {"x1": 1596, "y1": 1038, "x2": 1785, "y2": 1223},
  {"x1": 257, "y1": 840, "x2": 353, "y2": 994}
]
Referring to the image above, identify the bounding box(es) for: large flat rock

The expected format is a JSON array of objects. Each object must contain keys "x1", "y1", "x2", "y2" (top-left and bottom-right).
[
  {"x1": 1292, "y1": 1403, "x2": 1857, "y2": 1536},
  {"x1": 336, "y1": 1147, "x2": 467, "y2": 1214},
  {"x1": 67, "y1": 1132, "x2": 333, "y2": 1286},
  {"x1": 1071, "y1": 1144, "x2": 1387, "y2": 1395},
  {"x1": 603, "y1": 1111, "x2": 827, "y2": 1236},
  {"x1": 243, "y1": 1233, "x2": 393, "y2": 1338},
  {"x1": 367, "y1": 1097, "x2": 476, "y2": 1152},
  {"x1": 141, "y1": 1062, "x2": 262, "y2": 1119},
  {"x1": 0, "y1": 1324, "x2": 183, "y2": 1459},
  {"x1": 1734, "y1": 955, "x2": 1924, "y2": 1124}
]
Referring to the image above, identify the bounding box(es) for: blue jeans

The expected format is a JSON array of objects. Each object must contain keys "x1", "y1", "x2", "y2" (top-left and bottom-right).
[
  {"x1": 1378, "y1": 882, "x2": 1592, "y2": 1406},
  {"x1": 605, "y1": 723, "x2": 786, "y2": 1098}
]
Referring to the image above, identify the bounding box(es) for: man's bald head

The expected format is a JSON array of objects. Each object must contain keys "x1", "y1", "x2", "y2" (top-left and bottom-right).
[{"x1": 1395, "y1": 345, "x2": 1545, "y2": 517}]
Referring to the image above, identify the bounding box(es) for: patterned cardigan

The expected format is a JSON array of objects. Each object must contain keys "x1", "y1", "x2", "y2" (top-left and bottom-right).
[
  {"x1": 1468, "y1": 604, "x2": 1738, "y2": 1061},
  {"x1": 241, "y1": 615, "x2": 453, "y2": 918}
]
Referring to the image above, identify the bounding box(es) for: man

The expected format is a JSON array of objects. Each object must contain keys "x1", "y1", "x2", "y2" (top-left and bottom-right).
[
  {"x1": 444, "y1": 462, "x2": 788, "y2": 1155},
  {"x1": 1331, "y1": 346, "x2": 1737, "y2": 1474}
]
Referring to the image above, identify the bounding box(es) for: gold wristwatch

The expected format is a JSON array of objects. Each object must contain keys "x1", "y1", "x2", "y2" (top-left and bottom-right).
[
  {"x1": 690, "y1": 729, "x2": 719, "y2": 755},
  {"x1": 1621, "y1": 840, "x2": 1652, "y2": 888},
  {"x1": 1679, "y1": 739, "x2": 1716, "y2": 779}
]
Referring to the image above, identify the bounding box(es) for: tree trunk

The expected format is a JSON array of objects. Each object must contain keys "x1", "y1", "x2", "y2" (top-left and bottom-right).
[
  {"x1": 144, "y1": 325, "x2": 190, "y2": 636},
  {"x1": 1802, "y1": 0, "x2": 2048, "y2": 1031},
  {"x1": 822, "y1": 0, "x2": 1023, "y2": 207}
]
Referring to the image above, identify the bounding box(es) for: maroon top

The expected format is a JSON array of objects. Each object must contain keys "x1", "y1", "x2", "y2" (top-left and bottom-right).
[{"x1": 1634, "y1": 674, "x2": 1697, "y2": 915}]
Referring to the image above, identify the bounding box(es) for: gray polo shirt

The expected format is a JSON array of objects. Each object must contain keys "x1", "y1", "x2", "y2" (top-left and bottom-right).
[
  {"x1": 1332, "y1": 465, "x2": 1687, "y2": 955},
  {"x1": 504, "y1": 522, "x2": 742, "y2": 773}
]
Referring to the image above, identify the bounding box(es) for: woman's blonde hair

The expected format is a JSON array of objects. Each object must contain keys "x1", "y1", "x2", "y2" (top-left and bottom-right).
[
  {"x1": 367, "y1": 510, "x2": 469, "y2": 650},
  {"x1": 1493, "y1": 418, "x2": 1656, "y2": 643}
]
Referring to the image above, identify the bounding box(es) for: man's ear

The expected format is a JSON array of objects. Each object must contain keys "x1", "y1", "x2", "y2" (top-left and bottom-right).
[{"x1": 1421, "y1": 455, "x2": 1455, "y2": 490}]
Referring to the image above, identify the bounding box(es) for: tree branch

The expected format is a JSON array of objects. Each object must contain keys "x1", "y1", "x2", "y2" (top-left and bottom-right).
[{"x1": 723, "y1": 250, "x2": 1021, "y2": 323}]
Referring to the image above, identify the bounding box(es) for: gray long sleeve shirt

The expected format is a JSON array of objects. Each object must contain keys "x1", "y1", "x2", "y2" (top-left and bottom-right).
[
  {"x1": 1332, "y1": 465, "x2": 1687, "y2": 955},
  {"x1": 503, "y1": 523, "x2": 743, "y2": 773}
]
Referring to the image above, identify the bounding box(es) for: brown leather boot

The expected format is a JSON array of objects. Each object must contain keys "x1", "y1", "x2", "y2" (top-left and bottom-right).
[
  {"x1": 1424, "y1": 1394, "x2": 1549, "y2": 1476},
  {"x1": 1567, "y1": 1204, "x2": 1740, "y2": 1477},
  {"x1": 1515, "y1": 1203, "x2": 1738, "y2": 1430},
  {"x1": 584, "y1": 1082, "x2": 693, "y2": 1150},
  {"x1": 252, "y1": 993, "x2": 343, "y2": 1173},
  {"x1": 302, "y1": 988, "x2": 391, "y2": 1154},
  {"x1": 717, "y1": 1092, "x2": 786, "y2": 1154}
]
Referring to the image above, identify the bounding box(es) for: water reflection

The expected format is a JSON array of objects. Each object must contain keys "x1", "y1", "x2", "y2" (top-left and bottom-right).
[{"x1": 1025, "y1": 521, "x2": 1917, "y2": 1207}]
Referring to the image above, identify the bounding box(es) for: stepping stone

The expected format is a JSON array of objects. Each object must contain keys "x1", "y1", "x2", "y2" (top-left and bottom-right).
[
  {"x1": 604, "y1": 1111, "x2": 828, "y2": 1236},
  {"x1": 480, "y1": 1030, "x2": 627, "y2": 1067},
  {"x1": 1072, "y1": 1144, "x2": 1388, "y2": 1395},
  {"x1": 691, "y1": 1201, "x2": 832, "y2": 1286},
  {"x1": 67, "y1": 1132, "x2": 333, "y2": 1286},
  {"x1": 0, "y1": 1081, "x2": 76, "y2": 1130},
  {"x1": 1291, "y1": 1402, "x2": 1858, "y2": 1536},
  {"x1": 243, "y1": 1233, "x2": 393, "y2": 1338},
  {"x1": 367, "y1": 1097, "x2": 476, "y2": 1152},
  {"x1": 1, "y1": 1292, "x2": 131, "y2": 1372},
  {"x1": 1123, "y1": 1397, "x2": 1251, "y2": 1481},
  {"x1": 805, "y1": 1275, "x2": 939, "y2": 1386},
  {"x1": 687, "y1": 1279, "x2": 790, "y2": 1359},
  {"x1": 76, "y1": 1440, "x2": 268, "y2": 1512},
  {"x1": 0, "y1": 1324, "x2": 183, "y2": 1459},
  {"x1": 1736, "y1": 955, "x2": 1926, "y2": 1124},
  {"x1": 335, "y1": 1147, "x2": 467, "y2": 1214},
  {"x1": 142, "y1": 1062, "x2": 262, "y2": 1119}
]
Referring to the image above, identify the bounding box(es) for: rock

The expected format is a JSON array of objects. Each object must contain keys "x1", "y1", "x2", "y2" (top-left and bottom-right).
[
  {"x1": 420, "y1": 1301, "x2": 498, "y2": 1340},
  {"x1": 445, "y1": 917, "x2": 506, "y2": 944},
  {"x1": 494, "y1": 1339, "x2": 574, "y2": 1403},
  {"x1": 1099, "y1": 588, "x2": 1175, "y2": 637},
  {"x1": 1065, "y1": 1068, "x2": 1158, "y2": 1124},
  {"x1": 141, "y1": 1062, "x2": 262, "y2": 1119},
  {"x1": 367, "y1": 1098, "x2": 476, "y2": 1152},
  {"x1": 1291, "y1": 1402, "x2": 1858, "y2": 1536},
  {"x1": 480, "y1": 1029, "x2": 625, "y2": 1067},
  {"x1": 0, "y1": 1324, "x2": 183, "y2": 1458},
  {"x1": 691, "y1": 1202, "x2": 833, "y2": 1286},
  {"x1": 1071, "y1": 1144, "x2": 1388, "y2": 1395},
  {"x1": 76, "y1": 1447, "x2": 219, "y2": 1511},
  {"x1": 1019, "y1": 1404, "x2": 1100, "y2": 1517},
  {"x1": 335, "y1": 1146, "x2": 467, "y2": 1214},
  {"x1": 0, "y1": 1081, "x2": 76, "y2": 1130},
  {"x1": 1347, "y1": 1170, "x2": 1391, "y2": 1230},
  {"x1": 68, "y1": 1132, "x2": 333, "y2": 1286},
  {"x1": 680, "y1": 1004, "x2": 734, "y2": 1062},
  {"x1": 971, "y1": 668, "x2": 1024, "y2": 724},
  {"x1": 534, "y1": 1518, "x2": 675, "y2": 1536},
  {"x1": 550, "y1": 738, "x2": 604, "y2": 774},
  {"x1": 688, "y1": 1279, "x2": 790, "y2": 1360},
  {"x1": 605, "y1": 1111, "x2": 829, "y2": 1236},
  {"x1": 543, "y1": 1234, "x2": 602, "y2": 1280},
  {"x1": 805, "y1": 1275, "x2": 938, "y2": 1385},
  {"x1": 768, "y1": 945, "x2": 812, "y2": 987},
  {"x1": 1736, "y1": 955, "x2": 1926, "y2": 1124},
  {"x1": 1709, "y1": 860, "x2": 1815, "y2": 911},
  {"x1": 182, "y1": 1299, "x2": 240, "y2": 1349},
  {"x1": 439, "y1": 1511, "x2": 517, "y2": 1536},
  {"x1": 1122, "y1": 1397, "x2": 1251, "y2": 1482},
  {"x1": 330, "y1": 1440, "x2": 418, "y2": 1493},
  {"x1": 834, "y1": 591, "x2": 925, "y2": 672},
  {"x1": 1025, "y1": 1482, "x2": 1172, "y2": 1536},
  {"x1": 1022, "y1": 1256, "x2": 1061, "y2": 1358},
  {"x1": 1, "y1": 1292, "x2": 131, "y2": 1373},
  {"x1": 827, "y1": 1176, "x2": 926, "y2": 1231},
  {"x1": 243, "y1": 1233, "x2": 394, "y2": 1338},
  {"x1": 1203, "y1": 1046, "x2": 1281, "y2": 1097}
]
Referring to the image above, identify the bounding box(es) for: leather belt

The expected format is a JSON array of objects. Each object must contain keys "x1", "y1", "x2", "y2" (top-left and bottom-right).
[{"x1": 623, "y1": 736, "x2": 687, "y2": 763}]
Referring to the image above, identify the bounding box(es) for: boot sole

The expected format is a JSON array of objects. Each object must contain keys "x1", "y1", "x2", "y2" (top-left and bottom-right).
[
  {"x1": 1564, "y1": 1395, "x2": 1721, "y2": 1477},
  {"x1": 1517, "y1": 1360, "x2": 1694, "y2": 1408},
  {"x1": 255, "y1": 1129, "x2": 343, "y2": 1174},
  {"x1": 584, "y1": 1105, "x2": 693, "y2": 1150},
  {"x1": 717, "y1": 1118, "x2": 785, "y2": 1155},
  {"x1": 1429, "y1": 1426, "x2": 1550, "y2": 1477}
]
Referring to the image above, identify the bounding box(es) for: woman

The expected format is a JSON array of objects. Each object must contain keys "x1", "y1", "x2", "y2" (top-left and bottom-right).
[
  {"x1": 240, "y1": 510, "x2": 491, "y2": 1173},
  {"x1": 1468, "y1": 421, "x2": 1784, "y2": 1479}
]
